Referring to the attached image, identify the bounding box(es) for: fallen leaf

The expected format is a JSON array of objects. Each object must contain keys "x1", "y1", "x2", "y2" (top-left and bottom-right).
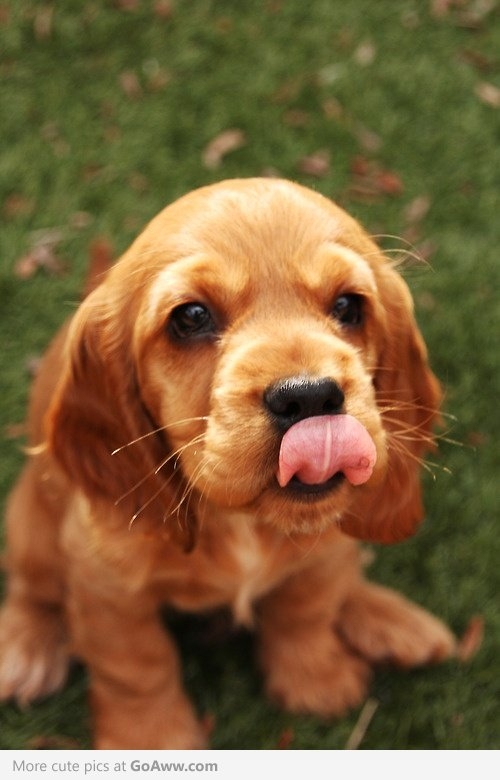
[
  {"x1": 119, "y1": 70, "x2": 143, "y2": 99},
  {"x1": 457, "y1": 615, "x2": 484, "y2": 662},
  {"x1": 0, "y1": 5, "x2": 10, "y2": 25},
  {"x1": 28, "y1": 735, "x2": 81, "y2": 750},
  {"x1": 283, "y1": 109, "x2": 310, "y2": 127},
  {"x1": 128, "y1": 171, "x2": 150, "y2": 192},
  {"x1": 322, "y1": 96, "x2": 344, "y2": 120},
  {"x1": 346, "y1": 157, "x2": 403, "y2": 200},
  {"x1": 375, "y1": 169, "x2": 404, "y2": 196},
  {"x1": 416, "y1": 290, "x2": 438, "y2": 311},
  {"x1": 350, "y1": 155, "x2": 371, "y2": 177},
  {"x1": 430, "y1": 0, "x2": 457, "y2": 18},
  {"x1": 25, "y1": 355, "x2": 42, "y2": 377},
  {"x1": 271, "y1": 77, "x2": 303, "y2": 104},
  {"x1": 34, "y1": 5, "x2": 54, "y2": 40},
  {"x1": 4, "y1": 422, "x2": 27, "y2": 440},
  {"x1": 84, "y1": 238, "x2": 114, "y2": 296},
  {"x1": 114, "y1": 0, "x2": 139, "y2": 10},
  {"x1": 260, "y1": 167, "x2": 281, "y2": 178},
  {"x1": 70, "y1": 211, "x2": 93, "y2": 230},
  {"x1": 353, "y1": 40, "x2": 376, "y2": 66},
  {"x1": 14, "y1": 229, "x2": 66, "y2": 279},
  {"x1": 3, "y1": 193, "x2": 35, "y2": 219},
  {"x1": 460, "y1": 49, "x2": 496, "y2": 73},
  {"x1": 467, "y1": 430, "x2": 488, "y2": 447},
  {"x1": 202, "y1": 129, "x2": 246, "y2": 169},
  {"x1": 355, "y1": 125, "x2": 383, "y2": 153},
  {"x1": 153, "y1": 0, "x2": 174, "y2": 19},
  {"x1": 404, "y1": 194, "x2": 431, "y2": 224},
  {"x1": 297, "y1": 149, "x2": 331, "y2": 178},
  {"x1": 475, "y1": 81, "x2": 500, "y2": 108},
  {"x1": 413, "y1": 239, "x2": 436, "y2": 262},
  {"x1": 200, "y1": 713, "x2": 216, "y2": 737},
  {"x1": 276, "y1": 727, "x2": 294, "y2": 749}
]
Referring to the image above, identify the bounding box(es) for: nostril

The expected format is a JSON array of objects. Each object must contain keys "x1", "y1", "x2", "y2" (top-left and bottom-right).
[{"x1": 263, "y1": 376, "x2": 345, "y2": 432}]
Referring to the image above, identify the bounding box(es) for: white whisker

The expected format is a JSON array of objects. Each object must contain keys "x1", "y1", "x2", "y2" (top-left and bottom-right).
[{"x1": 111, "y1": 416, "x2": 208, "y2": 454}]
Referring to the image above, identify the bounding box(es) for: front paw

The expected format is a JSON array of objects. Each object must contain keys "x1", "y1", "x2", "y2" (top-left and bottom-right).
[
  {"x1": 338, "y1": 582, "x2": 456, "y2": 668},
  {"x1": 0, "y1": 601, "x2": 69, "y2": 705},
  {"x1": 260, "y1": 633, "x2": 371, "y2": 718}
]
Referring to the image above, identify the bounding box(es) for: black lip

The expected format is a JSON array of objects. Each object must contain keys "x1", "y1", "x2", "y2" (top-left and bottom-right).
[{"x1": 279, "y1": 472, "x2": 345, "y2": 500}]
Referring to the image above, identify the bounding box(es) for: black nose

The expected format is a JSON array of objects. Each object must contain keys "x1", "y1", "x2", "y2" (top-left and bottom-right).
[{"x1": 263, "y1": 376, "x2": 345, "y2": 432}]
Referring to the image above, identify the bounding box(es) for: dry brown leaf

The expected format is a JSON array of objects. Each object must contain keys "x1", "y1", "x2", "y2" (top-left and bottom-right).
[
  {"x1": 4, "y1": 422, "x2": 27, "y2": 440},
  {"x1": 413, "y1": 239, "x2": 436, "y2": 262},
  {"x1": 14, "y1": 229, "x2": 66, "y2": 280},
  {"x1": 28, "y1": 735, "x2": 81, "y2": 750},
  {"x1": 34, "y1": 5, "x2": 54, "y2": 40},
  {"x1": 200, "y1": 713, "x2": 216, "y2": 738},
  {"x1": 202, "y1": 129, "x2": 246, "y2": 169},
  {"x1": 460, "y1": 49, "x2": 495, "y2": 73},
  {"x1": 83, "y1": 238, "x2": 114, "y2": 297},
  {"x1": 69, "y1": 211, "x2": 93, "y2": 230},
  {"x1": 475, "y1": 81, "x2": 500, "y2": 108},
  {"x1": 467, "y1": 430, "x2": 488, "y2": 447},
  {"x1": 297, "y1": 150, "x2": 331, "y2": 178},
  {"x1": 114, "y1": 0, "x2": 139, "y2": 10},
  {"x1": 283, "y1": 109, "x2": 310, "y2": 127},
  {"x1": 347, "y1": 157, "x2": 403, "y2": 200},
  {"x1": 0, "y1": 5, "x2": 10, "y2": 25},
  {"x1": 25, "y1": 355, "x2": 42, "y2": 377},
  {"x1": 355, "y1": 125, "x2": 383, "y2": 153},
  {"x1": 404, "y1": 195, "x2": 431, "y2": 224},
  {"x1": 457, "y1": 615, "x2": 484, "y2": 662},
  {"x1": 430, "y1": 0, "x2": 457, "y2": 18},
  {"x1": 350, "y1": 155, "x2": 371, "y2": 177},
  {"x1": 276, "y1": 727, "x2": 294, "y2": 749},
  {"x1": 3, "y1": 193, "x2": 35, "y2": 219},
  {"x1": 322, "y1": 97, "x2": 344, "y2": 120},
  {"x1": 119, "y1": 70, "x2": 143, "y2": 100},
  {"x1": 353, "y1": 40, "x2": 376, "y2": 66},
  {"x1": 375, "y1": 169, "x2": 404, "y2": 196},
  {"x1": 153, "y1": 0, "x2": 174, "y2": 19}
]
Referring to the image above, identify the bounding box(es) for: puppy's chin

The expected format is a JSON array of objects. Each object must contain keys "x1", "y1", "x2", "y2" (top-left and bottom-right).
[
  {"x1": 193, "y1": 469, "x2": 356, "y2": 536},
  {"x1": 253, "y1": 480, "x2": 354, "y2": 535}
]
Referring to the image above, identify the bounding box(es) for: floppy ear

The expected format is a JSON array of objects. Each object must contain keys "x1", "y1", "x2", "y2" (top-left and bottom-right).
[
  {"x1": 342, "y1": 265, "x2": 442, "y2": 543},
  {"x1": 45, "y1": 285, "x2": 197, "y2": 550}
]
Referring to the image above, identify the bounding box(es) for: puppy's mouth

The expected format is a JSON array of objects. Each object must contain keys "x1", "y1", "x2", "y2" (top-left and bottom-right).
[
  {"x1": 279, "y1": 471, "x2": 346, "y2": 501},
  {"x1": 275, "y1": 414, "x2": 377, "y2": 501}
]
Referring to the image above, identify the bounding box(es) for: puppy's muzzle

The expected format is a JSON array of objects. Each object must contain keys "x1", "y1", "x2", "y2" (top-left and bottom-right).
[{"x1": 264, "y1": 376, "x2": 377, "y2": 496}]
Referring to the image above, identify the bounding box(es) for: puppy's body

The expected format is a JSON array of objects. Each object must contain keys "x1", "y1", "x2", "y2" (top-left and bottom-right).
[{"x1": 0, "y1": 179, "x2": 455, "y2": 748}]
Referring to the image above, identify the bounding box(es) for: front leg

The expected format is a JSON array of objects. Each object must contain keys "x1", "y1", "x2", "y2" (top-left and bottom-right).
[
  {"x1": 257, "y1": 538, "x2": 371, "y2": 718},
  {"x1": 67, "y1": 575, "x2": 206, "y2": 750}
]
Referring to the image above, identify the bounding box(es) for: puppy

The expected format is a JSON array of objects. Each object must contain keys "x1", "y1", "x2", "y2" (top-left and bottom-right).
[{"x1": 0, "y1": 178, "x2": 455, "y2": 748}]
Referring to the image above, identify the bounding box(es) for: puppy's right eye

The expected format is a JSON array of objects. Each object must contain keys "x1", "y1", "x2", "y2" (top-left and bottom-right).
[{"x1": 168, "y1": 302, "x2": 217, "y2": 341}]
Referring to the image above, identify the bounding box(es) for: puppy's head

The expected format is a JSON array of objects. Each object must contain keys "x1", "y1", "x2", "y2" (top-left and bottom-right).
[{"x1": 47, "y1": 179, "x2": 441, "y2": 546}]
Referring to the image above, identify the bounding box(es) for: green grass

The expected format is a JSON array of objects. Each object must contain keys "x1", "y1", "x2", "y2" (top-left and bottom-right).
[{"x1": 1, "y1": 0, "x2": 499, "y2": 750}]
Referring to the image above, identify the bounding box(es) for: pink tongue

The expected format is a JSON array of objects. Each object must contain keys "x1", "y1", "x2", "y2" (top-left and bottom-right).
[{"x1": 277, "y1": 414, "x2": 377, "y2": 488}]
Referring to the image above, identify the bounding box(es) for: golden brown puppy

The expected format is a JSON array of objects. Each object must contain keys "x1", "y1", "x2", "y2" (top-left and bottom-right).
[{"x1": 0, "y1": 178, "x2": 455, "y2": 749}]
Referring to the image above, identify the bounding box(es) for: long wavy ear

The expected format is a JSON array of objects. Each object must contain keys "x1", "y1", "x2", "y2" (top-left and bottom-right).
[
  {"x1": 45, "y1": 284, "x2": 197, "y2": 550},
  {"x1": 342, "y1": 265, "x2": 442, "y2": 543}
]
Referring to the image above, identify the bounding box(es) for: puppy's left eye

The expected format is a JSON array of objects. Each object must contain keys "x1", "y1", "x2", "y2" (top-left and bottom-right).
[
  {"x1": 168, "y1": 302, "x2": 216, "y2": 341},
  {"x1": 331, "y1": 293, "x2": 364, "y2": 327}
]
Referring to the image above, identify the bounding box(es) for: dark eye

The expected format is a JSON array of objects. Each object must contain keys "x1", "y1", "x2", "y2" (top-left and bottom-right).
[
  {"x1": 168, "y1": 302, "x2": 216, "y2": 341},
  {"x1": 331, "y1": 294, "x2": 364, "y2": 327}
]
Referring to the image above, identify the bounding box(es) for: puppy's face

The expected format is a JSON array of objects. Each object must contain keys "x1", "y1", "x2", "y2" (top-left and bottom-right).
[
  {"x1": 135, "y1": 181, "x2": 388, "y2": 534},
  {"x1": 49, "y1": 179, "x2": 440, "y2": 543}
]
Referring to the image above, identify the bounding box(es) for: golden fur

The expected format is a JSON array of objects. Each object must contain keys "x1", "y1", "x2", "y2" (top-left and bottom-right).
[{"x1": 0, "y1": 178, "x2": 455, "y2": 748}]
